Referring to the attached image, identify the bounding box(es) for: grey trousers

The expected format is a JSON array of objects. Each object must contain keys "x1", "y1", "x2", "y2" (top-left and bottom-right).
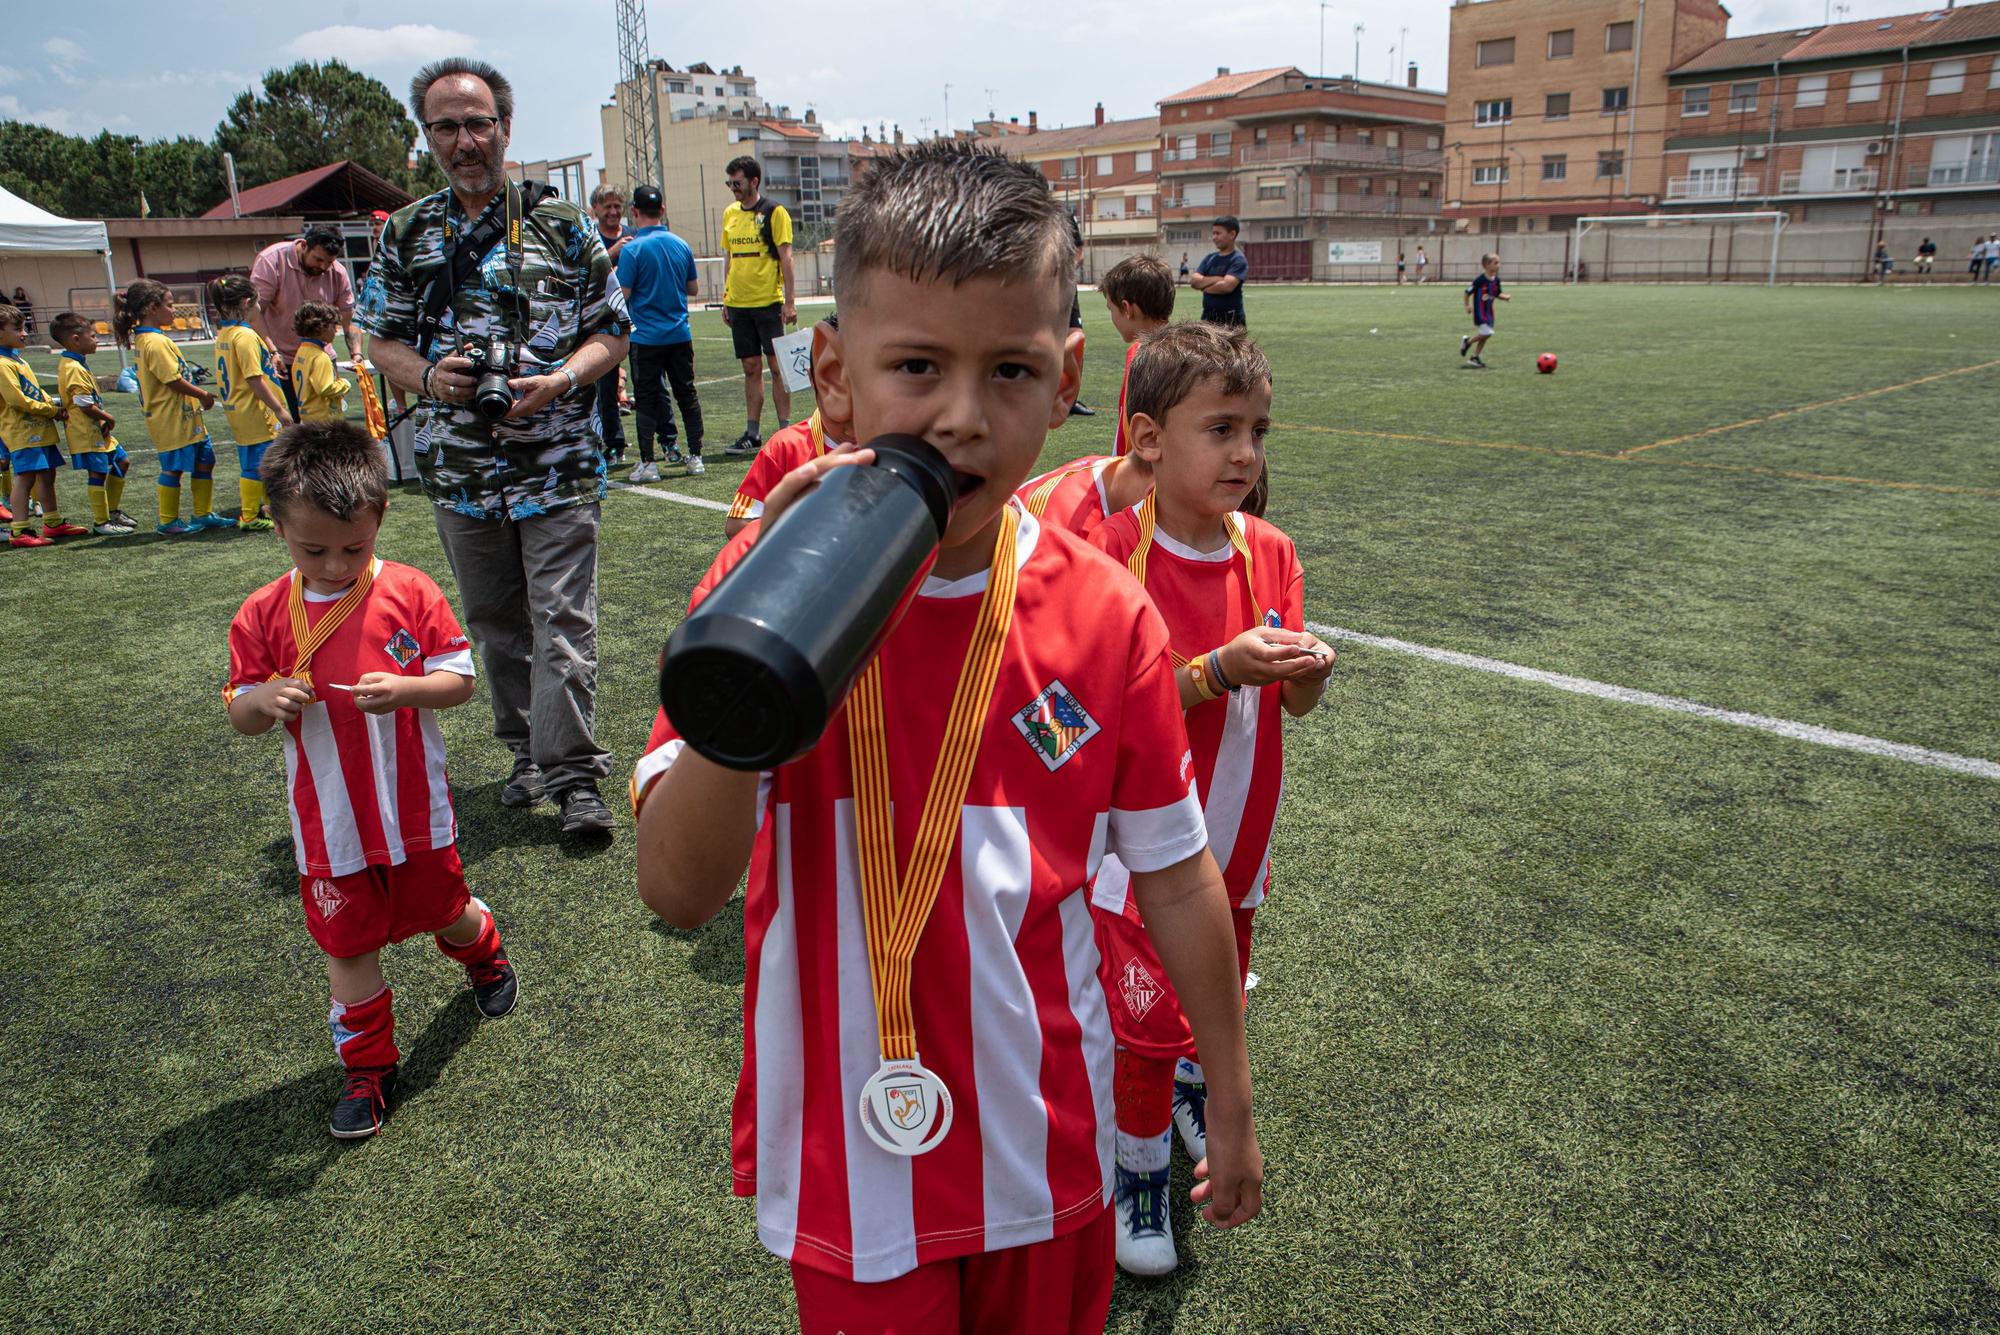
[{"x1": 433, "y1": 502, "x2": 611, "y2": 793}]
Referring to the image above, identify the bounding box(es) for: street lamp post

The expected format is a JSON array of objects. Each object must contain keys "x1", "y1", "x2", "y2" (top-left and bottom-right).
[{"x1": 1354, "y1": 23, "x2": 1365, "y2": 79}]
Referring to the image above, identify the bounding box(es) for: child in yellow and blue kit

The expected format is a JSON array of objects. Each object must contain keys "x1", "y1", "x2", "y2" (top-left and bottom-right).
[
  {"x1": 51, "y1": 311, "x2": 136, "y2": 536},
  {"x1": 211, "y1": 275, "x2": 293, "y2": 532},
  {"x1": 114, "y1": 279, "x2": 228, "y2": 535},
  {"x1": 290, "y1": 302, "x2": 352, "y2": 423},
  {"x1": 1, "y1": 302, "x2": 85, "y2": 547}
]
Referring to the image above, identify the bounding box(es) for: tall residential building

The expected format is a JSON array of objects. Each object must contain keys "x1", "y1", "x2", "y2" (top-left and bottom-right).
[
  {"x1": 601, "y1": 60, "x2": 863, "y2": 255},
  {"x1": 1443, "y1": 0, "x2": 1730, "y2": 233},
  {"x1": 1156, "y1": 66, "x2": 1448, "y2": 277},
  {"x1": 1662, "y1": 2, "x2": 2000, "y2": 221},
  {"x1": 980, "y1": 107, "x2": 1163, "y2": 275}
]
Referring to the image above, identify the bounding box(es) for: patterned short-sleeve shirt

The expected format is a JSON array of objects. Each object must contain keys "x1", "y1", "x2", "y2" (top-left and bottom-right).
[{"x1": 361, "y1": 187, "x2": 630, "y2": 521}]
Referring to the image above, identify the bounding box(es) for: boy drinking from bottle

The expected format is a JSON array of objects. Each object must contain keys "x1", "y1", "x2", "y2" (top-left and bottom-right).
[
  {"x1": 633, "y1": 141, "x2": 1261, "y2": 1335},
  {"x1": 1087, "y1": 321, "x2": 1333, "y2": 1276}
]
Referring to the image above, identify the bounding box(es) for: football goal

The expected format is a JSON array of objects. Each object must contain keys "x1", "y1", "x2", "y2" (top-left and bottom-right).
[{"x1": 1571, "y1": 211, "x2": 1787, "y2": 286}]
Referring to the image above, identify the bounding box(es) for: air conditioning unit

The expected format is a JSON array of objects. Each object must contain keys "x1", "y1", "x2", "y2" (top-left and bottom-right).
[
  {"x1": 1865, "y1": 140, "x2": 1887, "y2": 156},
  {"x1": 1746, "y1": 146, "x2": 1768, "y2": 160}
]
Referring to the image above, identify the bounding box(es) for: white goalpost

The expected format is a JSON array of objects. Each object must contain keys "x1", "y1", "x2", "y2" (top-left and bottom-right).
[{"x1": 1572, "y1": 211, "x2": 1788, "y2": 287}]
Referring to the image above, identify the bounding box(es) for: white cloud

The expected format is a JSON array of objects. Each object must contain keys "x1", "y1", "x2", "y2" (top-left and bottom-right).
[
  {"x1": 0, "y1": 95, "x2": 128, "y2": 134},
  {"x1": 42, "y1": 37, "x2": 87, "y2": 63},
  {"x1": 0, "y1": 65, "x2": 20, "y2": 86},
  {"x1": 284, "y1": 24, "x2": 479, "y2": 66}
]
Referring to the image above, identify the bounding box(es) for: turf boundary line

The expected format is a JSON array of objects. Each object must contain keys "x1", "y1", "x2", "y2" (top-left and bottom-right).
[
  {"x1": 1273, "y1": 420, "x2": 2000, "y2": 498},
  {"x1": 1307, "y1": 621, "x2": 2000, "y2": 781},
  {"x1": 1619, "y1": 358, "x2": 2000, "y2": 457},
  {"x1": 608, "y1": 481, "x2": 733, "y2": 512}
]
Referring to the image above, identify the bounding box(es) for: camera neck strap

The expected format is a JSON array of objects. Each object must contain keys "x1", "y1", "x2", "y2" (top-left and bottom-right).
[
  {"x1": 417, "y1": 180, "x2": 550, "y2": 358},
  {"x1": 845, "y1": 507, "x2": 1020, "y2": 1065}
]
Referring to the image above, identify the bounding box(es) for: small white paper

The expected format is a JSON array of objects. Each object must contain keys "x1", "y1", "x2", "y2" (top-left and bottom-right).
[{"x1": 771, "y1": 327, "x2": 814, "y2": 394}]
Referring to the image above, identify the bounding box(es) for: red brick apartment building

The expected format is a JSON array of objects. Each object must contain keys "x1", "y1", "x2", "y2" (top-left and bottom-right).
[
  {"x1": 1155, "y1": 66, "x2": 1448, "y2": 278},
  {"x1": 1662, "y1": 2, "x2": 2000, "y2": 221},
  {"x1": 979, "y1": 107, "x2": 1163, "y2": 276},
  {"x1": 1445, "y1": 0, "x2": 1732, "y2": 233}
]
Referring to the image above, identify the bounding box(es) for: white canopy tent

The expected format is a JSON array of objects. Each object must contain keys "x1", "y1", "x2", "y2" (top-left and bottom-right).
[{"x1": 0, "y1": 185, "x2": 125, "y2": 367}]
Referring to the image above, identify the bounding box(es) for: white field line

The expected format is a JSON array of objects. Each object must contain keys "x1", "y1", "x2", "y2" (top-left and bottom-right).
[
  {"x1": 1307, "y1": 622, "x2": 2000, "y2": 781},
  {"x1": 608, "y1": 481, "x2": 732, "y2": 512}
]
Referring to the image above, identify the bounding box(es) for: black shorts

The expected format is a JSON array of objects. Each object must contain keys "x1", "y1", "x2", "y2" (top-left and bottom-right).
[{"x1": 729, "y1": 302, "x2": 785, "y2": 360}]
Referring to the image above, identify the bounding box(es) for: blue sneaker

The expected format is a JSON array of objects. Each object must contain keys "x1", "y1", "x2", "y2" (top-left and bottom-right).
[
  {"x1": 194, "y1": 512, "x2": 235, "y2": 531},
  {"x1": 156, "y1": 518, "x2": 197, "y2": 536},
  {"x1": 1172, "y1": 1062, "x2": 1208, "y2": 1163},
  {"x1": 1113, "y1": 1161, "x2": 1177, "y2": 1276}
]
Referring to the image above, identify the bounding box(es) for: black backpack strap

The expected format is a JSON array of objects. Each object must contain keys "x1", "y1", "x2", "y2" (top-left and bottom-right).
[{"x1": 754, "y1": 198, "x2": 783, "y2": 260}]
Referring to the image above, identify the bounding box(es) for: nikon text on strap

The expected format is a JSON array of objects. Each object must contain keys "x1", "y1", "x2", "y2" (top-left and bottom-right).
[{"x1": 415, "y1": 180, "x2": 557, "y2": 359}]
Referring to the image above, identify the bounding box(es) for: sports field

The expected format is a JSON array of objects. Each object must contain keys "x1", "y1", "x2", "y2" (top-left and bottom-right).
[{"x1": 3, "y1": 282, "x2": 1997, "y2": 1332}]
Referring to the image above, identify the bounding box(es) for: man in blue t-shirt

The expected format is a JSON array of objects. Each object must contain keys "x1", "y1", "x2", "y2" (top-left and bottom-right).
[
  {"x1": 1460, "y1": 251, "x2": 1509, "y2": 369},
  {"x1": 1190, "y1": 216, "x2": 1249, "y2": 327},
  {"x1": 616, "y1": 185, "x2": 705, "y2": 480}
]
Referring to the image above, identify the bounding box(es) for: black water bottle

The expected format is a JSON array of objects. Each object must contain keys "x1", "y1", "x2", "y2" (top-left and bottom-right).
[{"x1": 659, "y1": 435, "x2": 958, "y2": 771}]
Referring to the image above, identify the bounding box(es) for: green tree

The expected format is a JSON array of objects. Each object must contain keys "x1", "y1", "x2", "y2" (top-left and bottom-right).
[
  {"x1": 135, "y1": 138, "x2": 228, "y2": 219},
  {"x1": 214, "y1": 60, "x2": 427, "y2": 193}
]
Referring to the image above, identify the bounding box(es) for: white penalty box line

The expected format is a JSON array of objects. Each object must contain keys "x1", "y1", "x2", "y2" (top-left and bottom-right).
[{"x1": 1307, "y1": 622, "x2": 2000, "y2": 782}]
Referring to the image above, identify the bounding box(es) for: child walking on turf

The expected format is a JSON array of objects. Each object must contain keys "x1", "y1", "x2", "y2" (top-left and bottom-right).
[
  {"x1": 636, "y1": 141, "x2": 1261, "y2": 1334},
  {"x1": 212, "y1": 276, "x2": 294, "y2": 531},
  {"x1": 225, "y1": 421, "x2": 518, "y2": 1139},
  {"x1": 1011, "y1": 255, "x2": 1172, "y2": 537},
  {"x1": 1089, "y1": 320, "x2": 1334, "y2": 1277},
  {"x1": 1460, "y1": 251, "x2": 1508, "y2": 369},
  {"x1": 290, "y1": 302, "x2": 353, "y2": 423},
  {"x1": 51, "y1": 312, "x2": 135, "y2": 535},
  {"x1": 116, "y1": 280, "x2": 229, "y2": 534},
  {"x1": 0, "y1": 303, "x2": 84, "y2": 546}
]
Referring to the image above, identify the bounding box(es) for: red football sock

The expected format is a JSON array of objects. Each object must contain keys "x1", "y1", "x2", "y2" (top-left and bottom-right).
[
  {"x1": 328, "y1": 985, "x2": 398, "y2": 1070},
  {"x1": 435, "y1": 900, "x2": 502, "y2": 968},
  {"x1": 1113, "y1": 1046, "x2": 1176, "y2": 1137}
]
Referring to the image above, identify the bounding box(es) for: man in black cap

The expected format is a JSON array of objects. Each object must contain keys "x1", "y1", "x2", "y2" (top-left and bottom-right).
[{"x1": 615, "y1": 185, "x2": 705, "y2": 479}]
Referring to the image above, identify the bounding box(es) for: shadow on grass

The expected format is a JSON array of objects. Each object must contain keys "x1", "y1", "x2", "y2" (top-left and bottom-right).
[
  {"x1": 646, "y1": 897, "x2": 746, "y2": 988},
  {"x1": 138, "y1": 993, "x2": 482, "y2": 1212},
  {"x1": 453, "y1": 780, "x2": 618, "y2": 860},
  {"x1": 258, "y1": 834, "x2": 297, "y2": 895}
]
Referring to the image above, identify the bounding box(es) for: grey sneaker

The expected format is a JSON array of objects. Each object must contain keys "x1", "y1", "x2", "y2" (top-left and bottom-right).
[
  {"x1": 686, "y1": 455, "x2": 706, "y2": 477},
  {"x1": 558, "y1": 785, "x2": 615, "y2": 835},
  {"x1": 501, "y1": 761, "x2": 546, "y2": 808},
  {"x1": 628, "y1": 461, "x2": 661, "y2": 484}
]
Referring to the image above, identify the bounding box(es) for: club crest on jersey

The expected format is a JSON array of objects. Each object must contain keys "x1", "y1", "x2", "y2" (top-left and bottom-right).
[
  {"x1": 1011, "y1": 681, "x2": 1100, "y2": 772},
  {"x1": 384, "y1": 628, "x2": 422, "y2": 668},
  {"x1": 310, "y1": 877, "x2": 346, "y2": 921},
  {"x1": 1120, "y1": 958, "x2": 1162, "y2": 1019}
]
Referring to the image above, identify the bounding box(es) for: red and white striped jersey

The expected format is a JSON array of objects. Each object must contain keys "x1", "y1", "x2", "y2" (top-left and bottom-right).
[
  {"x1": 727, "y1": 412, "x2": 832, "y2": 522},
  {"x1": 1113, "y1": 339, "x2": 1139, "y2": 457},
  {"x1": 1089, "y1": 510, "x2": 1303, "y2": 912},
  {"x1": 226, "y1": 559, "x2": 475, "y2": 877},
  {"x1": 1015, "y1": 455, "x2": 1120, "y2": 538},
  {"x1": 634, "y1": 505, "x2": 1206, "y2": 1282}
]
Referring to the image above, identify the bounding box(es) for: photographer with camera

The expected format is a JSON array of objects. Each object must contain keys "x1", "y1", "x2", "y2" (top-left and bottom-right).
[{"x1": 363, "y1": 57, "x2": 630, "y2": 836}]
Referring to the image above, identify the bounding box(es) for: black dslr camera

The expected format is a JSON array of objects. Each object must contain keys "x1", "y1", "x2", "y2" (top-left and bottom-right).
[{"x1": 459, "y1": 336, "x2": 516, "y2": 421}]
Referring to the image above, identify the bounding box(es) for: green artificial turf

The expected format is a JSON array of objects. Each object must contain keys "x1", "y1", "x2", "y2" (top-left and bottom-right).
[{"x1": 2, "y1": 285, "x2": 1997, "y2": 1332}]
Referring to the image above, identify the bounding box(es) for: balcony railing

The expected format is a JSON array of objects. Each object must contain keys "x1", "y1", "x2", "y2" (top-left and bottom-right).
[
  {"x1": 1239, "y1": 141, "x2": 1445, "y2": 171},
  {"x1": 1162, "y1": 147, "x2": 1233, "y2": 162},
  {"x1": 1313, "y1": 192, "x2": 1442, "y2": 215},
  {"x1": 1907, "y1": 159, "x2": 2000, "y2": 189},
  {"x1": 1776, "y1": 167, "x2": 1877, "y2": 195},
  {"x1": 1664, "y1": 172, "x2": 1761, "y2": 201}
]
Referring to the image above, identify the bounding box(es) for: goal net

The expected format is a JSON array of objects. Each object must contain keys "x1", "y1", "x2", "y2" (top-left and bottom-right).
[{"x1": 1571, "y1": 211, "x2": 1787, "y2": 286}]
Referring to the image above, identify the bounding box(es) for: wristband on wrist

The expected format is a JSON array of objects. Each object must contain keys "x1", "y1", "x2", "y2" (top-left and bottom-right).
[
  {"x1": 1186, "y1": 656, "x2": 1221, "y2": 703},
  {"x1": 559, "y1": 367, "x2": 579, "y2": 396},
  {"x1": 1208, "y1": 648, "x2": 1238, "y2": 693},
  {"x1": 421, "y1": 364, "x2": 435, "y2": 399}
]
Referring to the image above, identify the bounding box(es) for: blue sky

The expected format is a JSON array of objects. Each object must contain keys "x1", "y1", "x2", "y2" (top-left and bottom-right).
[{"x1": 6, "y1": 0, "x2": 1936, "y2": 181}]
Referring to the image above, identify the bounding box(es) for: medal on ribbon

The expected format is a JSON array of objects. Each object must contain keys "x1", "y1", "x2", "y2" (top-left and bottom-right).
[
  {"x1": 268, "y1": 562, "x2": 377, "y2": 694},
  {"x1": 846, "y1": 508, "x2": 1020, "y2": 1157}
]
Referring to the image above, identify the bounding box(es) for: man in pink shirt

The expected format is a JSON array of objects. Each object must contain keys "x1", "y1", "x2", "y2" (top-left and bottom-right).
[{"x1": 250, "y1": 225, "x2": 365, "y2": 417}]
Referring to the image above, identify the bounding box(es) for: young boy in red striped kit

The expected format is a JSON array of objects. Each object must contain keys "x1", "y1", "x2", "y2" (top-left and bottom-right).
[
  {"x1": 1089, "y1": 320, "x2": 1334, "y2": 1275},
  {"x1": 224, "y1": 420, "x2": 518, "y2": 1139}
]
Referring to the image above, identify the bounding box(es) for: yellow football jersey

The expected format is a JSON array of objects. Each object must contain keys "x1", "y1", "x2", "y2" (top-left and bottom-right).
[
  {"x1": 214, "y1": 323, "x2": 281, "y2": 446},
  {"x1": 134, "y1": 329, "x2": 209, "y2": 450},
  {"x1": 57, "y1": 353, "x2": 117, "y2": 454},
  {"x1": 0, "y1": 351, "x2": 61, "y2": 452},
  {"x1": 291, "y1": 341, "x2": 351, "y2": 423}
]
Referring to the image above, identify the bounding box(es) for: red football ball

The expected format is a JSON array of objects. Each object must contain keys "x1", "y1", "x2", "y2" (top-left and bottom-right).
[{"x1": 1537, "y1": 352, "x2": 1558, "y2": 374}]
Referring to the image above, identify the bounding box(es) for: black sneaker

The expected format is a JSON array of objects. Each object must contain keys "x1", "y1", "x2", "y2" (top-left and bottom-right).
[
  {"x1": 467, "y1": 948, "x2": 519, "y2": 1019},
  {"x1": 501, "y1": 760, "x2": 546, "y2": 808},
  {"x1": 558, "y1": 785, "x2": 615, "y2": 834},
  {"x1": 1468, "y1": 357, "x2": 1487, "y2": 369},
  {"x1": 1459, "y1": 335, "x2": 1471, "y2": 358},
  {"x1": 330, "y1": 1065, "x2": 396, "y2": 1139},
  {"x1": 726, "y1": 431, "x2": 762, "y2": 456},
  {"x1": 1069, "y1": 400, "x2": 1097, "y2": 417}
]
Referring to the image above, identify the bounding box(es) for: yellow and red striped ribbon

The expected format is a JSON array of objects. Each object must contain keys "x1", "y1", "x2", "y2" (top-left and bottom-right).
[
  {"x1": 268, "y1": 562, "x2": 377, "y2": 689},
  {"x1": 847, "y1": 509, "x2": 1020, "y2": 1062},
  {"x1": 1126, "y1": 491, "x2": 1257, "y2": 670},
  {"x1": 1023, "y1": 456, "x2": 1099, "y2": 520}
]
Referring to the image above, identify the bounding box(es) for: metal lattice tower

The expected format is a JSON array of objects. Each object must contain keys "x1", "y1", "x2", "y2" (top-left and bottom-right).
[{"x1": 614, "y1": 0, "x2": 663, "y2": 192}]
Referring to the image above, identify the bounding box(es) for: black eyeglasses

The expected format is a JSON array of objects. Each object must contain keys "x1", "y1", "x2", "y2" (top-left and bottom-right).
[{"x1": 424, "y1": 116, "x2": 501, "y2": 142}]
